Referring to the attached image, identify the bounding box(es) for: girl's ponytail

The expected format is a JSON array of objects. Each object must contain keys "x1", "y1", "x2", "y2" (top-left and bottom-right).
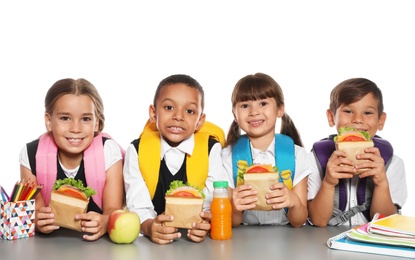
[
  {"x1": 225, "y1": 120, "x2": 241, "y2": 148},
  {"x1": 280, "y1": 113, "x2": 304, "y2": 147}
]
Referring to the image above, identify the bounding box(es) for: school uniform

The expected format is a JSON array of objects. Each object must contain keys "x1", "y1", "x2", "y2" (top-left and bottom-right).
[{"x1": 123, "y1": 134, "x2": 226, "y2": 225}]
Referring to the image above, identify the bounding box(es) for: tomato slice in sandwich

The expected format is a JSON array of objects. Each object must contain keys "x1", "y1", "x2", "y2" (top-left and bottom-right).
[
  {"x1": 57, "y1": 185, "x2": 88, "y2": 200},
  {"x1": 246, "y1": 164, "x2": 275, "y2": 173},
  {"x1": 336, "y1": 127, "x2": 371, "y2": 142},
  {"x1": 171, "y1": 191, "x2": 197, "y2": 198},
  {"x1": 166, "y1": 181, "x2": 205, "y2": 199},
  {"x1": 337, "y1": 132, "x2": 367, "y2": 142},
  {"x1": 169, "y1": 187, "x2": 201, "y2": 198}
]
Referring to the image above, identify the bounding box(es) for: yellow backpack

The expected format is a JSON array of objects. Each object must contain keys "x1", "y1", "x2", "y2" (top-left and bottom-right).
[{"x1": 138, "y1": 119, "x2": 225, "y2": 199}]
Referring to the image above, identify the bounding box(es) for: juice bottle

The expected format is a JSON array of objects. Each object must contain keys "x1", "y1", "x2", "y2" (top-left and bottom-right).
[{"x1": 210, "y1": 181, "x2": 232, "y2": 240}]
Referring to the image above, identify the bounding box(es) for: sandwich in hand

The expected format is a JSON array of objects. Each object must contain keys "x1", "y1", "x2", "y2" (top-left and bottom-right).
[
  {"x1": 49, "y1": 178, "x2": 97, "y2": 231},
  {"x1": 239, "y1": 162, "x2": 280, "y2": 211},
  {"x1": 164, "y1": 180, "x2": 205, "y2": 229},
  {"x1": 335, "y1": 126, "x2": 374, "y2": 174}
]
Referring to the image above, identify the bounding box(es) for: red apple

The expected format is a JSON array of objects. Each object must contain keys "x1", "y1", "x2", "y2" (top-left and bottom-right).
[{"x1": 108, "y1": 209, "x2": 141, "y2": 244}]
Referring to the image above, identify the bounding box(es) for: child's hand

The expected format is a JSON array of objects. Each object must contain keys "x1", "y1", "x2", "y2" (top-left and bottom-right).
[
  {"x1": 356, "y1": 147, "x2": 387, "y2": 185},
  {"x1": 231, "y1": 184, "x2": 257, "y2": 212},
  {"x1": 324, "y1": 150, "x2": 355, "y2": 186},
  {"x1": 76, "y1": 211, "x2": 108, "y2": 241},
  {"x1": 187, "y1": 211, "x2": 211, "y2": 242},
  {"x1": 35, "y1": 206, "x2": 59, "y2": 234},
  {"x1": 266, "y1": 182, "x2": 298, "y2": 210},
  {"x1": 148, "y1": 214, "x2": 181, "y2": 244}
]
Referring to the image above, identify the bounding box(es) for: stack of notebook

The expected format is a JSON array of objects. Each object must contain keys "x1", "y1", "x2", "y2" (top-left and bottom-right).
[{"x1": 327, "y1": 213, "x2": 415, "y2": 258}]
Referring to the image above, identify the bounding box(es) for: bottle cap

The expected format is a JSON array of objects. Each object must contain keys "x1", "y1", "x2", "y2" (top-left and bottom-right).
[{"x1": 213, "y1": 181, "x2": 228, "y2": 188}]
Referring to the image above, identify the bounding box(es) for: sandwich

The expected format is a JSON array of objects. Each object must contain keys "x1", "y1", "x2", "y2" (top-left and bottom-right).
[
  {"x1": 49, "y1": 178, "x2": 97, "y2": 231},
  {"x1": 239, "y1": 162, "x2": 280, "y2": 211},
  {"x1": 164, "y1": 180, "x2": 205, "y2": 229},
  {"x1": 335, "y1": 126, "x2": 374, "y2": 174}
]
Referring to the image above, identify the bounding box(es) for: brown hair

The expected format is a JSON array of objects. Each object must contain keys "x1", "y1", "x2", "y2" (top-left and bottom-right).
[
  {"x1": 329, "y1": 78, "x2": 384, "y2": 117},
  {"x1": 44, "y1": 78, "x2": 105, "y2": 133},
  {"x1": 226, "y1": 73, "x2": 303, "y2": 147}
]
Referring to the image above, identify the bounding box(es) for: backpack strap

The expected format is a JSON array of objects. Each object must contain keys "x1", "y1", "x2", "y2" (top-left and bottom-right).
[
  {"x1": 373, "y1": 137, "x2": 393, "y2": 166},
  {"x1": 84, "y1": 132, "x2": 125, "y2": 209},
  {"x1": 138, "y1": 120, "x2": 225, "y2": 199},
  {"x1": 328, "y1": 201, "x2": 370, "y2": 226},
  {"x1": 275, "y1": 134, "x2": 296, "y2": 189},
  {"x1": 36, "y1": 132, "x2": 124, "y2": 208},
  {"x1": 232, "y1": 134, "x2": 295, "y2": 189},
  {"x1": 312, "y1": 139, "x2": 334, "y2": 175},
  {"x1": 312, "y1": 135, "x2": 394, "y2": 225},
  {"x1": 232, "y1": 135, "x2": 253, "y2": 185},
  {"x1": 36, "y1": 133, "x2": 58, "y2": 206}
]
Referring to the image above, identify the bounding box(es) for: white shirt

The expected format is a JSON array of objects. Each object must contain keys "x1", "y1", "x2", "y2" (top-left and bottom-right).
[
  {"x1": 123, "y1": 134, "x2": 226, "y2": 224},
  {"x1": 307, "y1": 151, "x2": 408, "y2": 226}
]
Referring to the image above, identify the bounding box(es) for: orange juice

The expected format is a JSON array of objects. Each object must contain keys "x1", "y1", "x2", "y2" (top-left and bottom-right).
[{"x1": 210, "y1": 181, "x2": 232, "y2": 240}]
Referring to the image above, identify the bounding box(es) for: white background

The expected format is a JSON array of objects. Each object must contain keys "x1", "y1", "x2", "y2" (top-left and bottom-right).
[{"x1": 1, "y1": 1, "x2": 413, "y2": 216}]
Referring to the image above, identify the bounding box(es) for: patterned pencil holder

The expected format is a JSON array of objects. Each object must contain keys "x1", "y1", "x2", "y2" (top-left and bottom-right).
[{"x1": 0, "y1": 199, "x2": 35, "y2": 240}]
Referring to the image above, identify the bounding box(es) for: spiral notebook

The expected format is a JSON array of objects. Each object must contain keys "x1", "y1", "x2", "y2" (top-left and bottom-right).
[{"x1": 327, "y1": 214, "x2": 415, "y2": 259}]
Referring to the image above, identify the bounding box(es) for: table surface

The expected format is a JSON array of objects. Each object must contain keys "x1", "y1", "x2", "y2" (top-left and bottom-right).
[{"x1": 1, "y1": 225, "x2": 408, "y2": 260}]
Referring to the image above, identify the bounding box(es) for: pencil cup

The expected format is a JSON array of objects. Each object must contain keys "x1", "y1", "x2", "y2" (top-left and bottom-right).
[{"x1": 0, "y1": 199, "x2": 35, "y2": 240}]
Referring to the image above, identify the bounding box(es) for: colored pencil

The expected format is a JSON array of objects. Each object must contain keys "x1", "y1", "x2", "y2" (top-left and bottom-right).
[
  {"x1": 26, "y1": 186, "x2": 38, "y2": 200},
  {"x1": 0, "y1": 185, "x2": 7, "y2": 202},
  {"x1": 14, "y1": 182, "x2": 25, "y2": 202},
  {"x1": 29, "y1": 185, "x2": 42, "y2": 200},
  {"x1": 9, "y1": 181, "x2": 19, "y2": 202},
  {"x1": 18, "y1": 181, "x2": 30, "y2": 201}
]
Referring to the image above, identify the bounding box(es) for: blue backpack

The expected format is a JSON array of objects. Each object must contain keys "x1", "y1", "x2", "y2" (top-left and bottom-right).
[
  {"x1": 232, "y1": 134, "x2": 296, "y2": 187},
  {"x1": 312, "y1": 135, "x2": 393, "y2": 225}
]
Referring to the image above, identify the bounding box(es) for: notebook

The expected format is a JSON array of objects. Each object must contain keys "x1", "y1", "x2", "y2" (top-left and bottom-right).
[
  {"x1": 368, "y1": 214, "x2": 415, "y2": 238},
  {"x1": 327, "y1": 213, "x2": 415, "y2": 259},
  {"x1": 327, "y1": 232, "x2": 415, "y2": 259},
  {"x1": 347, "y1": 221, "x2": 415, "y2": 248}
]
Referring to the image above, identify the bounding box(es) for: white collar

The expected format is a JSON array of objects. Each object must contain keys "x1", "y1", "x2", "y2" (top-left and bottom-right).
[
  {"x1": 160, "y1": 134, "x2": 195, "y2": 160},
  {"x1": 59, "y1": 160, "x2": 80, "y2": 179},
  {"x1": 250, "y1": 137, "x2": 276, "y2": 161}
]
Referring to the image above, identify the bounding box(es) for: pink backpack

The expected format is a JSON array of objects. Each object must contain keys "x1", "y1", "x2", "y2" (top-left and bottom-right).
[{"x1": 36, "y1": 132, "x2": 124, "y2": 209}]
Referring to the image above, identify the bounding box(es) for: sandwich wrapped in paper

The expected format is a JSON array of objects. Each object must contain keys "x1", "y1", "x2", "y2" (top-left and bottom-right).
[
  {"x1": 239, "y1": 162, "x2": 280, "y2": 211},
  {"x1": 164, "y1": 180, "x2": 205, "y2": 229},
  {"x1": 335, "y1": 127, "x2": 374, "y2": 174},
  {"x1": 49, "y1": 178, "x2": 97, "y2": 231}
]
